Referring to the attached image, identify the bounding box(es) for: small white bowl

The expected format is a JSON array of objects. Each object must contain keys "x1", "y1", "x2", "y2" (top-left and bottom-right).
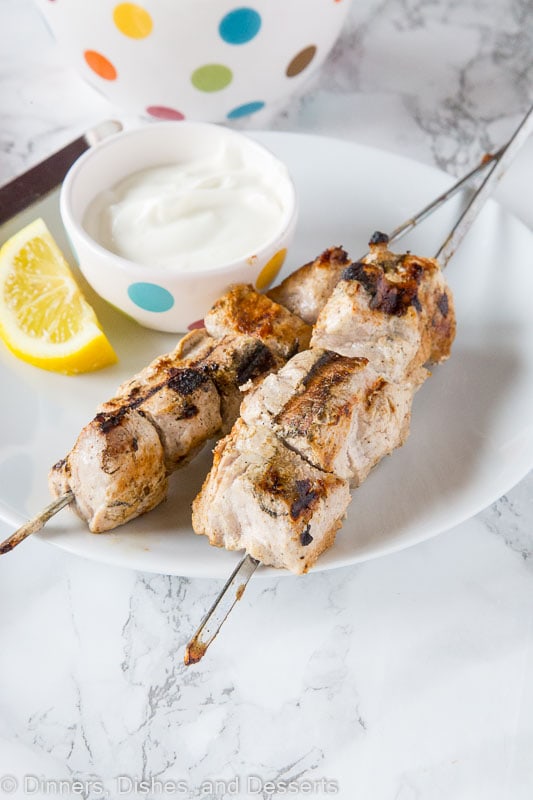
[{"x1": 60, "y1": 122, "x2": 297, "y2": 332}]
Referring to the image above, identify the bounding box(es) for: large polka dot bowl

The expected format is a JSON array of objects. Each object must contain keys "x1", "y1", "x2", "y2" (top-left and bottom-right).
[
  {"x1": 60, "y1": 122, "x2": 297, "y2": 332},
  {"x1": 36, "y1": 0, "x2": 353, "y2": 122}
]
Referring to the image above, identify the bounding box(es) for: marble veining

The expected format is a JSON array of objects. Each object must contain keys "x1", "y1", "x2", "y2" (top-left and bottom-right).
[{"x1": 1, "y1": 0, "x2": 533, "y2": 797}]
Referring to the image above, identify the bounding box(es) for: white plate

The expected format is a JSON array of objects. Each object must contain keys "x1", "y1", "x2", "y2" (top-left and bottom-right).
[{"x1": 1, "y1": 131, "x2": 532, "y2": 579}]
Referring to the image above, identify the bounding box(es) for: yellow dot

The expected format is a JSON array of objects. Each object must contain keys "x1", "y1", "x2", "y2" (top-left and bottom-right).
[
  {"x1": 113, "y1": 3, "x2": 153, "y2": 39},
  {"x1": 255, "y1": 249, "x2": 287, "y2": 291}
]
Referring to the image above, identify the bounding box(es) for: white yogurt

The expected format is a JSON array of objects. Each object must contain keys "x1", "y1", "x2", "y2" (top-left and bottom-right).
[{"x1": 83, "y1": 143, "x2": 290, "y2": 271}]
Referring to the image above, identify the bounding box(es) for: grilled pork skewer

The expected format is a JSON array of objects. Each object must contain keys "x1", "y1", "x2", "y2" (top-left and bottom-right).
[
  {"x1": 192, "y1": 238, "x2": 451, "y2": 573},
  {"x1": 186, "y1": 103, "x2": 533, "y2": 663},
  {"x1": 48, "y1": 288, "x2": 311, "y2": 534},
  {"x1": 0, "y1": 142, "x2": 507, "y2": 554}
]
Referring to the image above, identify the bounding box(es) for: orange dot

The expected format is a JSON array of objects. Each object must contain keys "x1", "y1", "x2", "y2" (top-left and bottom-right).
[
  {"x1": 84, "y1": 50, "x2": 117, "y2": 81},
  {"x1": 255, "y1": 249, "x2": 287, "y2": 290}
]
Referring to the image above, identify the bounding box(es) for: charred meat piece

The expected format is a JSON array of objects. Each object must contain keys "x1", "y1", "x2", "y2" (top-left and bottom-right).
[
  {"x1": 49, "y1": 409, "x2": 168, "y2": 533},
  {"x1": 204, "y1": 283, "x2": 311, "y2": 360},
  {"x1": 98, "y1": 334, "x2": 222, "y2": 473},
  {"x1": 184, "y1": 333, "x2": 283, "y2": 431},
  {"x1": 267, "y1": 246, "x2": 351, "y2": 324},
  {"x1": 311, "y1": 237, "x2": 455, "y2": 382},
  {"x1": 241, "y1": 348, "x2": 427, "y2": 485},
  {"x1": 192, "y1": 419, "x2": 351, "y2": 574}
]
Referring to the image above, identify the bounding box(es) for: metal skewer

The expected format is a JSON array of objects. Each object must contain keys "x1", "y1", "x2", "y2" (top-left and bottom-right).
[
  {"x1": 184, "y1": 554, "x2": 259, "y2": 665},
  {"x1": 0, "y1": 143, "x2": 506, "y2": 560},
  {"x1": 387, "y1": 148, "x2": 505, "y2": 246},
  {"x1": 436, "y1": 104, "x2": 533, "y2": 265},
  {"x1": 0, "y1": 492, "x2": 74, "y2": 555},
  {"x1": 184, "y1": 104, "x2": 533, "y2": 665}
]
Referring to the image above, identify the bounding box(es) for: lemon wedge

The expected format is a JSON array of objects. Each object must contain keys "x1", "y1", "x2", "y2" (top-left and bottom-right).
[{"x1": 0, "y1": 218, "x2": 117, "y2": 374}]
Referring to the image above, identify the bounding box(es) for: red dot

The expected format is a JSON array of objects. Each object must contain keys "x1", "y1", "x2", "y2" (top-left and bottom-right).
[
  {"x1": 187, "y1": 319, "x2": 205, "y2": 330},
  {"x1": 146, "y1": 105, "x2": 185, "y2": 121}
]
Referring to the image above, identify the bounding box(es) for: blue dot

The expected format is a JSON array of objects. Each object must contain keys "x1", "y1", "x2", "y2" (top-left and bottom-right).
[
  {"x1": 219, "y1": 8, "x2": 261, "y2": 45},
  {"x1": 227, "y1": 100, "x2": 265, "y2": 119},
  {"x1": 127, "y1": 282, "x2": 174, "y2": 312}
]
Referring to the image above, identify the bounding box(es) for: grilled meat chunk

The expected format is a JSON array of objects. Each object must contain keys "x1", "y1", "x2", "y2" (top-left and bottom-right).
[
  {"x1": 192, "y1": 419, "x2": 351, "y2": 574},
  {"x1": 267, "y1": 246, "x2": 351, "y2": 324},
  {"x1": 98, "y1": 336, "x2": 222, "y2": 473},
  {"x1": 205, "y1": 283, "x2": 311, "y2": 360},
  {"x1": 183, "y1": 333, "x2": 282, "y2": 431},
  {"x1": 241, "y1": 348, "x2": 427, "y2": 485},
  {"x1": 49, "y1": 409, "x2": 168, "y2": 532},
  {"x1": 311, "y1": 237, "x2": 455, "y2": 382}
]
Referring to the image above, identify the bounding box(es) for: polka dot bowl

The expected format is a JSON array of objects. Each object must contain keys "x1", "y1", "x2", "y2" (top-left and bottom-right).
[
  {"x1": 36, "y1": 0, "x2": 353, "y2": 122},
  {"x1": 59, "y1": 122, "x2": 298, "y2": 332}
]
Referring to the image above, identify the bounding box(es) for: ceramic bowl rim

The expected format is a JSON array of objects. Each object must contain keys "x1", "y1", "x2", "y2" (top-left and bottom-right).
[{"x1": 59, "y1": 121, "x2": 298, "y2": 281}]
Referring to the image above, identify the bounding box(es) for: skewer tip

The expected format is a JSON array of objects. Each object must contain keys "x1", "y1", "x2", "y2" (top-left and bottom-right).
[
  {"x1": 184, "y1": 639, "x2": 208, "y2": 666},
  {"x1": 183, "y1": 553, "x2": 259, "y2": 666}
]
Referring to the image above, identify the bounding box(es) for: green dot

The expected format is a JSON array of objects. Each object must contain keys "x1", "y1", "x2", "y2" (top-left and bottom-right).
[{"x1": 191, "y1": 64, "x2": 233, "y2": 92}]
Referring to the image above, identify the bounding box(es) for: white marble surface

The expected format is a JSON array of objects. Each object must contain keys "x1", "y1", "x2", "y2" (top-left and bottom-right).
[{"x1": 1, "y1": 0, "x2": 533, "y2": 798}]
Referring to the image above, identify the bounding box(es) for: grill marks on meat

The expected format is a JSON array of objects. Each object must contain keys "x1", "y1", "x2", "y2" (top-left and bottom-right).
[
  {"x1": 311, "y1": 238, "x2": 456, "y2": 383},
  {"x1": 49, "y1": 410, "x2": 168, "y2": 532},
  {"x1": 97, "y1": 340, "x2": 222, "y2": 473},
  {"x1": 267, "y1": 246, "x2": 351, "y2": 324},
  {"x1": 241, "y1": 348, "x2": 427, "y2": 486},
  {"x1": 205, "y1": 283, "x2": 311, "y2": 359},
  {"x1": 290, "y1": 480, "x2": 320, "y2": 520},
  {"x1": 189, "y1": 335, "x2": 280, "y2": 432},
  {"x1": 342, "y1": 260, "x2": 423, "y2": 316},
  {"x1": 191, "y1": 420, "x2": 350, "y2": 573},
  {"x1": 48, "y1": 284, "x2": 309, "y2": 533}
]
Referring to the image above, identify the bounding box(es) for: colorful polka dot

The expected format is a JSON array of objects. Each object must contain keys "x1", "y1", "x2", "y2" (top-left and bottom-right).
[
  {"x1": 191, "y1": 64, "x2": 233, "y2": 92},
  {"x1": 84, "y1": 50, "x2": 117, "y2": 81},
  {"x1": 219, "y1": 8, "x2": 262, "y2": 45},
  {"x1": 113, "y1": 3, "x2": 153, "y2": 38},
  {"x1": 255, "y1": 249, "x2": 287, "y2": 290},
  {"x1": 146, "y1": 105, "x2": 185, "y2": 120},
  {"x1": 286, "y1": 45, "x2": 317, "y2": 77},
  {"x1": 227, "y1": 100, "x2": 265, "y2": 119},
  {"x1": 128, "y1": 283, "x2": 174, "y2": 313},
  {"x1": 187, "y1": 319, "x2": 206, "y2": 331}
]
